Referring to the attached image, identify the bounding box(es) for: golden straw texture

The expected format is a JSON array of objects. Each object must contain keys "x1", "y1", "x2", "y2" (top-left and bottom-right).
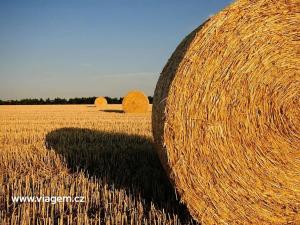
[
  {"x1": 94, "y1": 96, "x2": 107, "y2": 109},
  {"x1": 122, "y1": 90, "x2": 149, "y2": 113},
  {"x1": 152, "y1": 0, "x2": 300, "y2": 224}
]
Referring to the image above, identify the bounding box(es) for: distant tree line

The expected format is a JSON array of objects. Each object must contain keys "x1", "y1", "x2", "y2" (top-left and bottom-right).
[{"x1": 0, "y1": 96, "x2": 154, "y2": 105}]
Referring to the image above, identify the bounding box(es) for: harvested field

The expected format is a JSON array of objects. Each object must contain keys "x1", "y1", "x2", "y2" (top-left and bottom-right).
[{"x1": 0, "y1": 105, "x2": 196, "y2": 225}]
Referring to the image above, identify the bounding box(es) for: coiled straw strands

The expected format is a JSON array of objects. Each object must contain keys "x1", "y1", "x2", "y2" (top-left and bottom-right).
[
  {"x1": 122, "y1": 90, "x2": 149, "y2": 113},
  {"x1": 152, "y1": 0, "x2": 300, "y2": 224},
  {"x1": 94, "y1": 96, "x2": 107, "y2": 109}
]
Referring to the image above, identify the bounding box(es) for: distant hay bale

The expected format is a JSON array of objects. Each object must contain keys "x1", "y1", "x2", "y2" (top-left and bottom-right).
[
  {"x1": 152, "y1": 0, "x2": 300, "y2": 224},
  {"x1": 94, "y1": 97, "x2": 107, "y2": 109},
  {"x1": 122, "y1": 90, "x2": 149, "y2": 113}
]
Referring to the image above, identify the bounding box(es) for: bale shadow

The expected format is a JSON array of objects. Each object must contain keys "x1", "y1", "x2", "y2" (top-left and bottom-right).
[
  {"x1": 45, "y1": 128, "x2": 196, "y2": 224},
  {"x1": 101, "y1": 109, "x2": 124, "y2": 113}
]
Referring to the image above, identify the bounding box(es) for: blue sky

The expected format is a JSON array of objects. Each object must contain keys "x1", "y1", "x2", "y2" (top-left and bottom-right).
[{"x1": 0, "y1": 0, "x2": 232, "y2": 100}]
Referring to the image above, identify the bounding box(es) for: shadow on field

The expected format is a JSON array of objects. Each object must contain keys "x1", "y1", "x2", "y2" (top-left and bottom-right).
[
  {"x1": 101, "y1": 109, "x2": 123, "y2": 113},
  {"x1": 44, "y1": 21, "x2": 204, "y2": 223},
  {"x1": 45, "y1": 128, "x2": 196, "y2": 224}
]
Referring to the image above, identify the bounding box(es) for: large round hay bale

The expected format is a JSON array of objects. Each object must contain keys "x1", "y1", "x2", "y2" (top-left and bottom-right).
[
  {"x1": 94, "y1": 96, "x2": 107, "y2": 109},
  {"x1": 122, "y1": 90, "x2": 149, "y2": 113},
  {"x1": 152, "y1": 0, "x2": 300, "y2": 224}
]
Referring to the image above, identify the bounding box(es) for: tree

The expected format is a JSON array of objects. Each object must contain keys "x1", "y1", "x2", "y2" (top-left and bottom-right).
[{"x1": 0, "y1": 96, "x2": 153, "y2": 105}]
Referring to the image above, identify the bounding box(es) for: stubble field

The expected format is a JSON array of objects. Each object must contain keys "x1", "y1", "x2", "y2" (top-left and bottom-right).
[{"x1": 0, "y1": 105, "x2": 196, "y2": 225}]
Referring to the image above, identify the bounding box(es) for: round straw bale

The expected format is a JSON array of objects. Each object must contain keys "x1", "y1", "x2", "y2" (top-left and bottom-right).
[
  {"x1": 122, "y1": 90, "x2": 149, "y2": 113},
  {"x1": 94, "y1": 96, "x2": 107, "y2": 109},
  {"x1": 152, "y1": 0, "x2": 300, "y2": 224}
]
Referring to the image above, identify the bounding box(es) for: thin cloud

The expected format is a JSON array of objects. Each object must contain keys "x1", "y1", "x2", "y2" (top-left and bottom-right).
[
  {"x1": 80, "y1": 63, "x2": 93, "y2": 67},
  {"x1": 95, "y1": 72, "x2": 159, "y2": 78}
]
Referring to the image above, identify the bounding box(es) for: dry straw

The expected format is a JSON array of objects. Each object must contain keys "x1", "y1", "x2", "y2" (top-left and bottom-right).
[
  {"x1": 152, "y1": 0, "x2": 300, "y2": 224},
  {"x1": 122, "y1": 90, "x2": 149, "y2": 113},
  {"x1": 94, "y1": 96, "x2": 107, "y2": 109}
]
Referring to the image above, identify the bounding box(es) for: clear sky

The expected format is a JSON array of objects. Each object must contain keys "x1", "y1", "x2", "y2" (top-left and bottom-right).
[{"x1": 0, "y1": 0, "x2": 232, "y2": 100}]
